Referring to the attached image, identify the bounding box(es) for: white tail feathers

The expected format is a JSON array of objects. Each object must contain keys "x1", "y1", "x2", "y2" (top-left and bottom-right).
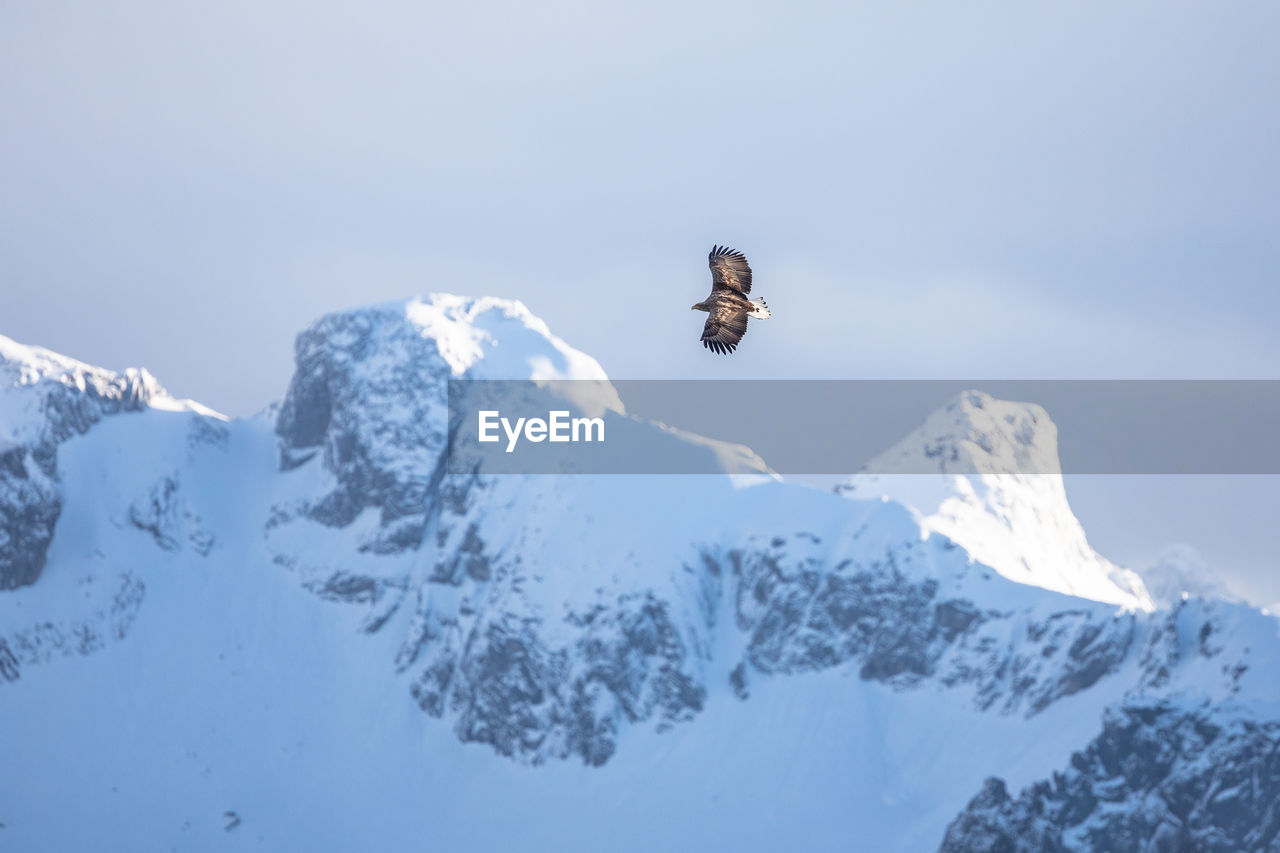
[{"x1": 748, "y1": 299, "x2": 771, "y2": 319}]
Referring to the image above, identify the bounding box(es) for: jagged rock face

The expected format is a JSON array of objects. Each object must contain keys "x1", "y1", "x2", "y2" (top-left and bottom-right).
[
  {"x1": 726, "y1": 535, "x2": 1139, "y2": 714},
  {"x1": 0, "y1": 573, "x2": 145, "y2": 682},
  {"x1": 276, "y1": 304, "x2": 451, "y2": 543},
  {"x1": 1, "y1": 403, "x2": 223, "y2": 685},
  {"x1": 126, "y1": 472, "x2": 218, "y2": 556},
  {"x1": 273, "y1": 295, "x2": 612, "y2": 553},
  {"x1": 379, "y1": 468, "x2": 715, "y2": 766},
  {"x1": 270, "y1": 297, "x2": 693, "y2": 765},
  {"x1": 723, "y1": 535, "x2": 1255, "y2": 723},
  {"x1": 1, "y1": 337, "x2": 167, "y2": 589},
  {"x1": 731, "y1": 535, "x2": 967, "y2": 680},
  {"x1": 404, "y1": 589, "x2": 706, "y2": 767},
  {"x1": 0, "y1": 446, "x2": 61, "y2": 590},
  {"x1": 383, "y1": 498, "x2": 1234, "y2": 767},
  {"x1": 939, "y1": 703, "x2": 1280, "y2": 853}
]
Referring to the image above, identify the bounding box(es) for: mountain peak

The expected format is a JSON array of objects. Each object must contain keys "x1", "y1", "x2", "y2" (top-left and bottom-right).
[
  {"x1": 1, "y1": 333, "x2": 163, "y2": 410},
  {"x1": 272, "y1": 293, "x2": 630, "y2": 548},
  {"x1": 275, "y1": 292, "x2": 621, "y2": 458},
  {"x1": 312, "y1": 294, "x2": 610, "y2": 381},
  {"x1": 839, "y1": 390, "x2": 1153, "y2": 611},
  {"x1": 1, "y1": 333, "x2": 219, "y2": 450},
  {"x1": 0, "y1": 333, "x2": 220, "y2": 589},
  {"x1": 872, "y1": 390, "x2": 1062, "y2": 476}
]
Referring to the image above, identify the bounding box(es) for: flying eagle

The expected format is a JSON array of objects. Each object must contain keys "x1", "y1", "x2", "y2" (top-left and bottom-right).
[{"x1": 691, "y1": 245, "x2": 771, "y2": 354}]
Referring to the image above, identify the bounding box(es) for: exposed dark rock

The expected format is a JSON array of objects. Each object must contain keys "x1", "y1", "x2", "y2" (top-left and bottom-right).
[
  {"x1": 1030, "y1": 613, "x2": 1135, "y2": 711},
  {"x1": 404, "y1": 589, "x2": 707, "y2": 766},
  {"x1": 433, "y1": 523, "x2": 490, "y2": 584},
  {"x1": 729, "y1": 661, "x2": 750, "y2": 700},
  {"x1": 721, "y1": 536, "x2": 1183, "y2": 720},
  {"x1": 1, "y1": 357, "x2": 167, "y2": 589},
  {"x1": 0, "y1": 448, "x2": 61, "y2": 590},
  {"x1": 0, "y1": 639, "x2": 20, "y2": 681},
  {"x1": 939, "y1": 703, "x2": 1280, "y2": 853},
  {"x1": 273, "y1": 308, "x2": 450, "y2": 547},
  {"x1": 731, "y1": 539, "x2": 976, "y2": 688},
  {"x1": 127, "y1": 475, "x2": 216, "y2": 555},
  {"x1": 128, "y1": 477, "x2": 182, "y2": 551},
  {"x1": 0, "y1": 573, "x2": 146, "y2": 683}
]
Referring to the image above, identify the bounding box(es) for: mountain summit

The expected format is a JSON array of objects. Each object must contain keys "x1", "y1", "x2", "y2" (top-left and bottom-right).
[
  {"x1": 837, "y1": 390, "x2": 1154, "y2": 610},
  {"x1": 2, "y1": 298, "x2": 1276, "y2": 852},
  {"x1": 0, "y1": 333, "x2": 217, "y2": 589}
]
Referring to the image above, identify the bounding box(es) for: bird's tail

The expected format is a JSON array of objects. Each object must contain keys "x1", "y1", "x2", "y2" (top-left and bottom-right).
[{"x1": 748, "y1": 298, "x2": 771, "y2": 319}]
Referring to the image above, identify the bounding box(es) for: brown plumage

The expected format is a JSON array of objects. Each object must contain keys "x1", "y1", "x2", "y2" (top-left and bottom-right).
[{"x1": 691, "y1": 245, "x2": 771, "y2": 354}]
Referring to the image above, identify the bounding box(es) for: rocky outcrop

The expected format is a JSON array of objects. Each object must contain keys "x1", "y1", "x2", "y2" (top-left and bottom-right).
[
  {"x1": 404, "y1": 592, "x2": 706, "y2": 766},
  {"x1": 731, "y1": 535, "x2": 971, "y2": 681},
  {"x1": 126, "y1": 473, "x2": 217, "y2": 556},
  {"x1": 0, "y1": 445, "x2": 61, "y2": 589},
  {"x1": 1, "y1": 337, "x2": 168, "y2": 589},
  {"x1": 275, "y1": 305, "x2": 451, "y2": 546},
  {"x1": 721, "y1": 532, "x2": 1140, "y2": 716},
  {"x1": 0, "y1": 572, "x2": 146, "y2": 682},
  {"x1": 939, "y1": 702, "x2": 1280, "y2": 853},
  {"x1": 273, "y1": 296, "x2": 611, "y2": 556}
]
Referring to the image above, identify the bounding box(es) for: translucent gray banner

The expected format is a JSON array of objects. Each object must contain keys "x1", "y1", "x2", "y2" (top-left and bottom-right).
[{"x1": 446, "y1": 380, "x2": 1280, "y2": 475}]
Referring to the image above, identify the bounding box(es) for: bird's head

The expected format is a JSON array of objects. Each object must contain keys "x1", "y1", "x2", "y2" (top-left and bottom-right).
[{"x1": 690, "y1": 301, "x2": 704, "y2": 312}]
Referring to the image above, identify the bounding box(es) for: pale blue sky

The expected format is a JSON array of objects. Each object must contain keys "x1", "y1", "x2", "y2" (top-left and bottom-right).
[{"x1": 3, "y1": 2, "x2": 1278, "y2": 598}]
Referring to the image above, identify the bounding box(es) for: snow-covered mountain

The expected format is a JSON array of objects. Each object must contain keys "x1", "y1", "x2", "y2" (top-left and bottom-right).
[
  {"x1": 836, "y1": 391, "x2": 1153, "y2": 611},
  {"x1": 3, "y1": 296, "x2": 1278, "y2": 851},
  {"x1": 0, "y1": 334, "x2": 217, "y2": 590}
]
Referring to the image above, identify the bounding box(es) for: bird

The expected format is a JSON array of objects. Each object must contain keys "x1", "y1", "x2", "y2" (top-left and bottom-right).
[{"x1": 691, "y1": 245, "x2": 771, "y2": 354}]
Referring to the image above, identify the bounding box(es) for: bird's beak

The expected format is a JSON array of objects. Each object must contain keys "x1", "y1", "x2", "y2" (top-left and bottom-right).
[{"x1": 690, "y1": 304, "x2": 697, "y2": 310}]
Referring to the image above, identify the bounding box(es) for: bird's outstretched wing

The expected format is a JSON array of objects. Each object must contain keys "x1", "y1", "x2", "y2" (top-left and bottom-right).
[
  {"x1": 708, "y1": 245, "x2": 752, "y2": 295},
  {"x1": 701, "y1": 299, "x2": 749, "y2": 354}
]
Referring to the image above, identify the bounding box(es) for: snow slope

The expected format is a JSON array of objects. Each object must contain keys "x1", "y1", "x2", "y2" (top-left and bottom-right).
[
  {"x1": 0, "y1": 333, "x2": 218, "y2": 590},
  {"x1": 3, "y1": 296, "x2": 1279, "y2": 852},
  {"x1": 836, "y1": 391, "x2": 1154, "y2": 610}
]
